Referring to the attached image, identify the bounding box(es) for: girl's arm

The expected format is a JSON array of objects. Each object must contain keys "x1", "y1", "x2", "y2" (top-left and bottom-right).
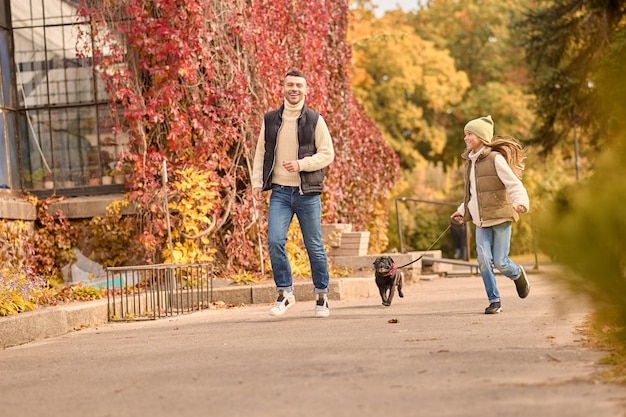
[{"x1": 494, "y1": 153, "x2": 530, "y2": 212}]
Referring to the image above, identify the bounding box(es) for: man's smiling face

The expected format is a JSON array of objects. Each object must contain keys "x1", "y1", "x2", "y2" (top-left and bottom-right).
[{"x1": 283, "y1": 75, "x2": 307, "y2": 105}]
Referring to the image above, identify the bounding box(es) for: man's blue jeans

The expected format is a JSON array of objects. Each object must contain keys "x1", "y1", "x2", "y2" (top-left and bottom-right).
[
  {"x1": 267, "y1": 185, "x2": 329, "y2": 294},
  {"x1": 475, "y1": 222, "x2": 522, "y2": 303}
]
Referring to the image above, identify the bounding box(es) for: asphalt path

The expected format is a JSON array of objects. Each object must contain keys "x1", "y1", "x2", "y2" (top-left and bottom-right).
[{"x1": 1, "y1": 268, "x2": 625, "y2": 417}]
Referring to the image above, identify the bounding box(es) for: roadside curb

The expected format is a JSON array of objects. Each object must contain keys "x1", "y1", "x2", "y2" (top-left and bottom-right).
[{"x1": 0, "y1": 276, "x2": 380, "y2": 349}]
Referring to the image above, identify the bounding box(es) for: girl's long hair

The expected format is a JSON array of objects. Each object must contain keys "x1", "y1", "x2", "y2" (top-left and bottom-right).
[{"x1": 490, "y1": 135, "x2": 526, "y2": 179}]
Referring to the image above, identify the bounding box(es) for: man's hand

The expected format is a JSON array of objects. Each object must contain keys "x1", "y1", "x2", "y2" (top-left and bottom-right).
[{"x1": 282, "y1": 160, "x2": 300, "y2": 173}]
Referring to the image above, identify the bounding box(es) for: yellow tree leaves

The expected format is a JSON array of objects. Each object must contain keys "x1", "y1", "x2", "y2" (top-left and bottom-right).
[
  {"x1": 350, "y1": 11, "x2": 470, "y2": 167},
  {"x1": 166, "y1": 168, "x2": 218, "y2": 264}
]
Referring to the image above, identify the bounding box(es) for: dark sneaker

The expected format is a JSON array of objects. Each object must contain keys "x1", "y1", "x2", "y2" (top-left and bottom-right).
[
  {"x1": 269, "y1": 290, "x2": 295, "y2": 316},
  {"x1": 485, "y1": 302, "x2": 502, "y2": 314},
  {"x1": 514, "y1": 266, "x2": 530, "y2": 298},
  {"x1": 315, "y1": 293, "x2": 330, "y2": 318}
]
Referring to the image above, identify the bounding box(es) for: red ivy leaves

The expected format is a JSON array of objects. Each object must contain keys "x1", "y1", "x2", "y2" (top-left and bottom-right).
[{"x1": 78, "y1": 0, "x2": 398, "y2": 270}]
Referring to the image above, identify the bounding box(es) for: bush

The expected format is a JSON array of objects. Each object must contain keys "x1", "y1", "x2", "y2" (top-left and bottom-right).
[
  {"x1": 0, "y1": 266, "x2": 46, "y2": 316},
  {"x1": 0, "y1": 220, "x2": 45, "y2": 316}
]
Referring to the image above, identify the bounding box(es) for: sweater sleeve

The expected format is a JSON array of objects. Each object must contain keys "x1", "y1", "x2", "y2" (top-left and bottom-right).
[
  {"x1": 251, "y1": 121, "x2": 266, "y2": 189},
  {"x1": 297, "y1": 116, "x2": 335, "y2": 172},
  {"x1": 494, "y1": 153, "x2": 530, "y2": 212}
]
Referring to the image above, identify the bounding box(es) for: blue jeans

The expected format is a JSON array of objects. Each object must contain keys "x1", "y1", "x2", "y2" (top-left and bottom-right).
[
  {"x1": 267, "y1": 185, "x2": 329, "y2": 294},
  {"x1": 475, "y1": 222, "x2": 522, "y2": 303}
]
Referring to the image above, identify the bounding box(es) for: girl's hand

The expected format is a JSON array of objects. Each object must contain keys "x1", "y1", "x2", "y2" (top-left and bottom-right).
[{"x1": 450, "y1": 212, "x2": 464, "y2": 224}]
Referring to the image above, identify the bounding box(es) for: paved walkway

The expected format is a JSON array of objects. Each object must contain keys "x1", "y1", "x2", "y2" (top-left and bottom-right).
[{"x1": 1, "y1": 266, "x2": 625, "y2": 416}]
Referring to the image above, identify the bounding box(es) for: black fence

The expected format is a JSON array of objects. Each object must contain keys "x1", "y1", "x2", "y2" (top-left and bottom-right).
[{"x1": 106, "y1": 263, "x2": 213, "y2": 321}]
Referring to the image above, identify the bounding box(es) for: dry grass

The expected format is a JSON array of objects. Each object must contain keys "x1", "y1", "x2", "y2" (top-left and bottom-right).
[{"x1": 579, "y1": 314, "x2": 626, "y2": 384}]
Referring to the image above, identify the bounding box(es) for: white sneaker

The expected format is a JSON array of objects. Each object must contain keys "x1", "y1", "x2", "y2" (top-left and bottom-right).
[
  {"x1": 315, "y1": 293, "x2": 330, "y2": 318},
  {"x1": 269, "y1": 290, "x2": 295, "y2": 316}
]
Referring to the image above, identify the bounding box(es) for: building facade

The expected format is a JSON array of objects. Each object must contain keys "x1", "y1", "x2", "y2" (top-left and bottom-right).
[{"x1": 0, "y1": 0, "x2": 124, "y2": 221}]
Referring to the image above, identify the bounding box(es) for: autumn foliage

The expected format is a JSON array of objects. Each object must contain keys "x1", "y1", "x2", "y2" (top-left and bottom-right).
[{"x1": 77, "y1": 0, "x2": 399, "y2": 273}]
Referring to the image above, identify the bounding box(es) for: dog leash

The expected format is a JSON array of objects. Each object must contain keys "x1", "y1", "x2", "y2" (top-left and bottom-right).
[{"x1": 396, "y1": 224, "x2": 452, "y2": 269}]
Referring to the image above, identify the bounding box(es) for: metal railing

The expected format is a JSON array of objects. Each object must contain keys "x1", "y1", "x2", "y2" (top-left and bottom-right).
[
  {"x1": 394, "y1": 197, "x2": 467, "y2": 258},
  {"x1": 106, "y1": 263, "x2": 213, "y2": 321}
]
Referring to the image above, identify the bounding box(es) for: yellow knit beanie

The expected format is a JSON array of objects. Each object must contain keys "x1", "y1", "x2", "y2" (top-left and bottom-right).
[{"x1": 464, "y1": 115, "x2": 494, "y2": 144}]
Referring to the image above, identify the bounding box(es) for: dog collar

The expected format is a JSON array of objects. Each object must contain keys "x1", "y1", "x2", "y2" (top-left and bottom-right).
[{"x1": 384, "y1": 263, "x2": 397, "y2": 277}]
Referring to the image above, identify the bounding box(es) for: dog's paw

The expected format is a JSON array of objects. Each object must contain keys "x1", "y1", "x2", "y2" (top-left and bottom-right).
[
  {"x1": 399, "y1": 291, "x2": 404, "y2": 298},
  {"x1": 382, "y1": 301, "x2": 390, "y2": 306}
]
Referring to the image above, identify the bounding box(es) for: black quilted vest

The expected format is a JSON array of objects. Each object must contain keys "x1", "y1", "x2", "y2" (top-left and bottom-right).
[{"x1": 261, "y1": 104, "x2": 324, "y2": 195}]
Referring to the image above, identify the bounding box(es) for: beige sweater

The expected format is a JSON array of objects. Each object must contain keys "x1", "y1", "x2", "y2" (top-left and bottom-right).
[{"x1": 251, "y1": 99, "x2": 334, "y2": 189}]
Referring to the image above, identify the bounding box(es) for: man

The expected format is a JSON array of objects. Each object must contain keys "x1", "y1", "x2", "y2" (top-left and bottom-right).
[{"x1": 251, "y1": 70, "x2": 335, "y2": 318}]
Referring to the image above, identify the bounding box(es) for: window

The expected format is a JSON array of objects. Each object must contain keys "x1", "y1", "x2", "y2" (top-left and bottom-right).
[
  {"x1": 10, "y1": 0, "x2": 125, "y2": 193},
  {"x1": 1, "y1": 9, "x2": 18, "y2": 190}
]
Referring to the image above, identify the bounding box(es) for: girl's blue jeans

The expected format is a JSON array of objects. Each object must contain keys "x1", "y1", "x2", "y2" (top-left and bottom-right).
[
  {"x1": 475, "y1": 221, "x2": 522, "y2": 303},
  {"x1": 267, "y1": 185, "x2": 329, "y2": 294}
]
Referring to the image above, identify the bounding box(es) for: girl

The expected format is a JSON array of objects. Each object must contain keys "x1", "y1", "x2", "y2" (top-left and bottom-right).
[{"x1": 451, "y1": 115, "x2": 530, "y2": 314}]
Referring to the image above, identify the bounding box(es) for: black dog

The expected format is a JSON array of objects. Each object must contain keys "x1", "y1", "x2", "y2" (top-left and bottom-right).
[{"x1": 373, "y1": 256, "x2": 404, "y2": 306}]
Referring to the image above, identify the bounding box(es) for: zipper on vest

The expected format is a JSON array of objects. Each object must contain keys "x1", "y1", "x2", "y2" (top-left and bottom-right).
[{"x1": 296, "y1": 114, "x2": 304, "y2": 195}]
